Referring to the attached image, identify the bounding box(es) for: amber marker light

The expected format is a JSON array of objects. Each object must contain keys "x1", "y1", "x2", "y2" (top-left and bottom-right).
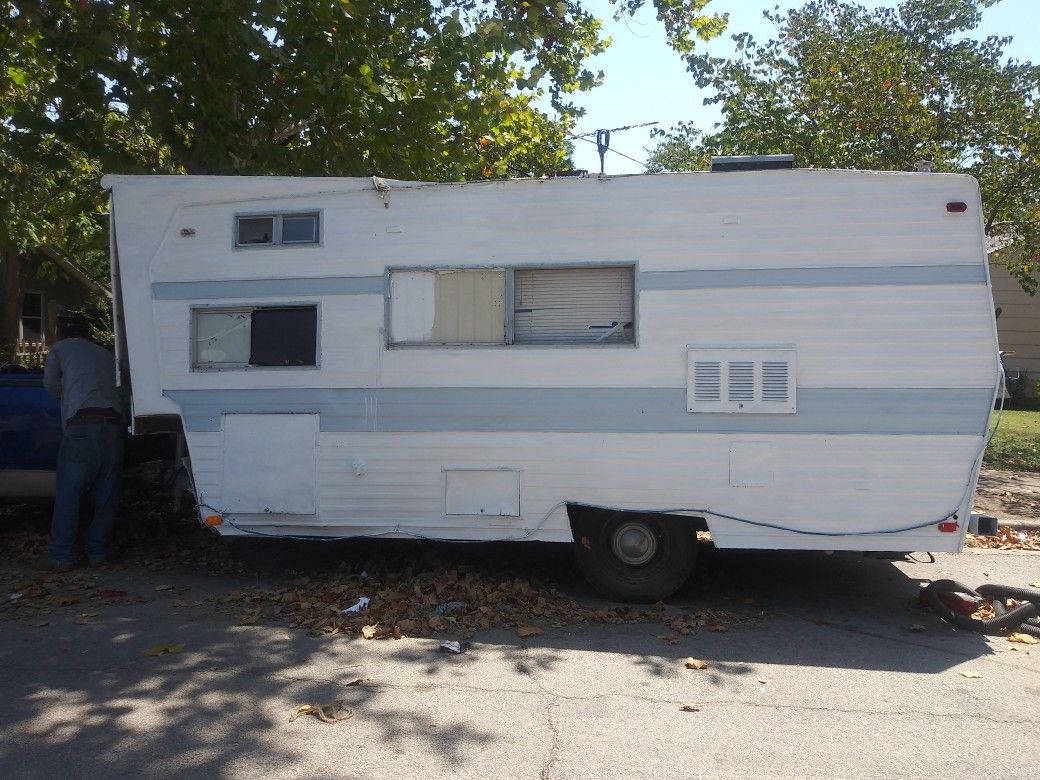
[{"x1": 205, "y1": 515, "x2": 223, "y2": 526}]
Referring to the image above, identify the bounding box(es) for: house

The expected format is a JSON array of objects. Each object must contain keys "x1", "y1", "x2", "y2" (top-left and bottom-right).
[
  {"x1": 989, "y1": 241, "x2": 1039, "y2": 400},
  {"x1": 0, "y1": 247, "x2": 110, "y2": 366}
]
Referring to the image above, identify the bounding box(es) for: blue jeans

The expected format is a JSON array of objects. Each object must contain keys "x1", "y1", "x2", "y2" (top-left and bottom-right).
[{"x1": 49, "y1": 423, "x2": 125, "y2": 564}]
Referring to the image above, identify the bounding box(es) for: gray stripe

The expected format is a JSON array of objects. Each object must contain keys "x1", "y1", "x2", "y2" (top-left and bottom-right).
[
  {"x1": 152, "y1": 264, "x2": 984, "y2": 300},
  {"x1": 166, "y1": 387, "x2": 992, "y2": 436},
  {"x1": 639, "y1": 264, "x2": 986, "y2": 290},
  {"x1": 152, "y1": 276, "x2": 384, "y2": 300}
]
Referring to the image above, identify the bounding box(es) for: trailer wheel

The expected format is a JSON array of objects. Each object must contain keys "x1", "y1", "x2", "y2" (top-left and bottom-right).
[{"x1": 572, "y1": 510, "x2": 696, "y2": 603}]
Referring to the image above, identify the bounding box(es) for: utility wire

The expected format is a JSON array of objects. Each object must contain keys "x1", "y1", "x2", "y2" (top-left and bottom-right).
[
  {"x1": 568, "y1": 133, "x2": 647, "y2": 169},
  {"x1": 571, "y1": 121, "x2": 659, "y2": 139}
]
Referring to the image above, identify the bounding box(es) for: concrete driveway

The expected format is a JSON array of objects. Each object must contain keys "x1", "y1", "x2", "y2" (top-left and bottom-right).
[{"x1": 1, "y1": 530, "x2": 1038, "y2": 780}]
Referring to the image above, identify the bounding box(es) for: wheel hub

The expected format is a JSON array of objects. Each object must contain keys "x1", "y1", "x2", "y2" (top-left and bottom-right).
[{"x1": 611, "y1": 521, "x2": 658, "y2": 566}]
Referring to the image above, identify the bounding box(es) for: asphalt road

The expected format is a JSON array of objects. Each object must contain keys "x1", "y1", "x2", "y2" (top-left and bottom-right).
[{"x1": 1, "y1": 542, "x2": 1038, "y2": 780}]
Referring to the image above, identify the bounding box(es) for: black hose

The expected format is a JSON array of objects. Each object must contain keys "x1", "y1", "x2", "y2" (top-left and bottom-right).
[
  {"x1": 976, "y1": 583, "x2": 1040, "y2": 606},
  {"x1": 925, "y1": 579, "x2": 1039, "y2": 635}
]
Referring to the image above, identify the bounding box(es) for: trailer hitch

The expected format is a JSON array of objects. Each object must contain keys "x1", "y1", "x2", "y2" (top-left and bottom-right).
[{"x1": 924, "y1": 580, "x2": 1040, "y2": 638}]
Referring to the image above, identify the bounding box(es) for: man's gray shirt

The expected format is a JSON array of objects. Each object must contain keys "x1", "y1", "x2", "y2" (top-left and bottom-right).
[{"x1": 43, "y1": 338, "x2": 124, "y2": 425}]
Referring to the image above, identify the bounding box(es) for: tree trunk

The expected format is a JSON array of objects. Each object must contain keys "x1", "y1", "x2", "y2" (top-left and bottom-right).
[{"x1": 0, "y1": 247, "x2": 24, "y2": 363}]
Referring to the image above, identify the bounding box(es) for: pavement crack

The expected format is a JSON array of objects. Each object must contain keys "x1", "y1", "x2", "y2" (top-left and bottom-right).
[{"x1": 540, "y1": 697, "x2": 561, "y2": 780}]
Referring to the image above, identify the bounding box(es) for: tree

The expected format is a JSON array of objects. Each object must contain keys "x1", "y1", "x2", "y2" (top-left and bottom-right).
[
  {"x1": 2, "y1": 0, "x2": 725, "y2": 282},
  {"x1": 646, "y1": 0, "x2": 1040, "y2": 293}
]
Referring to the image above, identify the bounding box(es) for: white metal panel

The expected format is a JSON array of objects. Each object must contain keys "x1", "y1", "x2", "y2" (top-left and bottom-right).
[
  {"x1": 110, "y1": 171, "x2": 993, "y2": 417},
  {"x1": 221, "y1": 414, "x2": 318, "y2": 514},
  {"x1": 389, "y1": 271, "x2": 436, "y2": 343},
  {"x1": 155, "y1": 296, "x2": 381, "y2": 390},
  {"x1": 305, "y1": 431, "x2": 981, "y2": 550},
  {"x1": 444, "y1": 468, "x2": 521, "y2": 516},
  {"x1": 729, "y1": 442, "x2": 775, "y2": 487},
  {"x1": 381, "y1": 284, "x2": 996, "y2": 389}
]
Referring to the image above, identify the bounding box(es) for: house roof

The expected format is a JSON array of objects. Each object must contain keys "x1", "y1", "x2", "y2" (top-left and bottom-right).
[{"x1": 38, "y1": 246, "x2": 111, "y2": 298}]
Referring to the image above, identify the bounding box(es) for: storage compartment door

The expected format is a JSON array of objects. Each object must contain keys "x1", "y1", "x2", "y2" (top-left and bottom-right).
[{"x1": 222, "y1": 414, "x2": 318, "y2": 514}]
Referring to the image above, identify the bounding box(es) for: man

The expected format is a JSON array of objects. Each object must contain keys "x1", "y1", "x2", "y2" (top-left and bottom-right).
[{"x1": 43, "y1": 317, "x2": 125, "y2": 570}]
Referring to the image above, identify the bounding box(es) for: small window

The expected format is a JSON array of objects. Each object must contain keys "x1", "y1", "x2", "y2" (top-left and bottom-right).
[
  {"x1": 389, "y1": 269, "x2": 507, "y2": 345},
  {"x1": 193, "y1": 306, "x2": 317, "y2": 369},
  {"x1": 513, "y1": 267, "x2": 634, "y2": 345},
  {"x1": 388, "y1": 265, "x2": 634, "y2": 346},
  {"x1": 20, "y1": 291, "x2": 44, "y2": 342},
  {"x1": 235, "y1": 212, "x2": 319, "y2": 247}
]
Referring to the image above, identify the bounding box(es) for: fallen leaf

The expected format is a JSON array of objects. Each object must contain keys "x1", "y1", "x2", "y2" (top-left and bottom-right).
[
  {"x1": 143, "y1": 643, "x2": 185, "y2": 657},
  {"x1": 154, "y1": 584, "x2": 174, "y2": 592},
  {"x1": 909, "y1": 624, "x2": 926, "y2": 632},
  {"x1": 361, "y1": 624, "x2": 379, "y2": 640},
  {"x1": 684, "y1": 658, "x2": 708, "y2": 670},
  {"x1": 516, "y1": 626, "x2": 543, "y2": 638},
  {"x1": 100, "y1": 589, "x2": 127, "y2": 599},
  {"x1": 1008, "y1": 633, "x2": 1039, "y2": 645},
  {"x1": 657, "y1": 634, "x2": 680, "y2": 645},
  {"x1": 392, "y1": 624, "x2": 403, "y2": 640},
  {"x1": 959, "y1": 670, "x2": 983, "y2": 679},
  {"x1": 678, "y1": 704, "x2": 700, "y2": 712},
  {"x1": 1029, "y1": 582, "x2": 1040, "y2": 588},
  {"x1": 78, "y1": 611, "x2": 99, "y2": 618},
  {"x1": 28, "y1": 619, "x2": 49, "y2": 628},
  {"x1": 171, "y1": 599, "x2": 189, "y2": 608},
  {"x1": 708, "y1": 624, "x2": 728, "y2": 633},
  {"x1": 289, "y1": 700, "x2": 353, "y2": 724}
]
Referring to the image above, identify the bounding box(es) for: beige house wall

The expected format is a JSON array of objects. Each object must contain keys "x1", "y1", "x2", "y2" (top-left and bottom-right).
[{"x1": 990, "y1": 254, "x2": 1040, "y2": 397}]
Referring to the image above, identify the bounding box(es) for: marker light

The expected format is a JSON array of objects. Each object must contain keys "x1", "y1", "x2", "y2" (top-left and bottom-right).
[
  {"x1": 205, "y1": 515, "x2": 223, "y2": 526},
  {"x1": 937, "y1": 521, "x2": 959, "y2": 533},
  {"x1": 946, "y1": 202, "x2": 967, "y2": 213}
]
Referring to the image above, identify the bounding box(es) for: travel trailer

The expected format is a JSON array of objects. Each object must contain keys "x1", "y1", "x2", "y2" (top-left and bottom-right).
[{"x1": 103, "y1": 166, "x2": 1001, "y2": 600}]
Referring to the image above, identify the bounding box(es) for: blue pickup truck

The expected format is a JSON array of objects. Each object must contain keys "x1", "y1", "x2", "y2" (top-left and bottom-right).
[
  {"x1": 0, "y1": 366, "x2": 176, "y2": 500},
  {"x1": 0, "y1": 367, "x2": 63, "y2": 499}
]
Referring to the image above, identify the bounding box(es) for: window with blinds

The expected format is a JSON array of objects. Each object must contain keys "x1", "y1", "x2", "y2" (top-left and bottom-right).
[
  {"x1": 686, "y1": 347, "x2": 797, "y2": 413},
  {"x1": 388, "y1": 265, "x2": 635, "y2": 347},
  {"x1": 512, "y1": 266, "x2": 635, "y2": 345}
]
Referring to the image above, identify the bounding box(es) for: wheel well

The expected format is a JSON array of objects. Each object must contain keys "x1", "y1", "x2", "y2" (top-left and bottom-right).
[{"x1": 566, "y1": 503, "x2": 709, "y2": 534}]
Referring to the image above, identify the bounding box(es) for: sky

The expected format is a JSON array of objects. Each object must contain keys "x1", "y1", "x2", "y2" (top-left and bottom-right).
[{"x1": 555, "y1": 0, "x2": 1040, "y2": 175}]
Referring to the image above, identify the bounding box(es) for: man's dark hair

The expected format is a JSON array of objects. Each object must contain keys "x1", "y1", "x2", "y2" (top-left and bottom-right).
[{"x1": 56, "y1": 316, "x2": 92, "y2": 341}]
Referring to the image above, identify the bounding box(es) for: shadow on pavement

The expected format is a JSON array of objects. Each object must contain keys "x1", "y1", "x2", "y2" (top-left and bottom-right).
[{"x1": 0, "y1": 499, "x2": 1002, "y2": 778}]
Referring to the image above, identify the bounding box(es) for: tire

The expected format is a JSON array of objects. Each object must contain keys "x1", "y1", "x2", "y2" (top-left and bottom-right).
[{"x1": 572, "y1": 509, "x2": 696, "y2": 603}]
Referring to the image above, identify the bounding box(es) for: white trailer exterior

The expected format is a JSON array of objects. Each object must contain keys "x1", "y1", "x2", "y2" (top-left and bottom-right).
[{"x1": 103, "y1": 170, "x2": 1000, "y2": 596}]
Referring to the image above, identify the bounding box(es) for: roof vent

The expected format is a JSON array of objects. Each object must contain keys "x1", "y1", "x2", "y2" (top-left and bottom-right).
[{"x1": 710, "y1": 154, "x2": 794, "y2": 172}]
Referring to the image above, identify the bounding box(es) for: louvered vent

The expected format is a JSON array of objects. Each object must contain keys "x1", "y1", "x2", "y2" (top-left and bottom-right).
[
  {"x1": 762, "y1": 361, "x2": 790, "y2": 402},
  {"x1": 727, "y1": 362, "x2": 755, "y2": 401},
  {"x1": 686, "y1": 347, "x2": 797, "y2": 414},
  {"x1": 693, "y1": 361, "x2": 721, "y2": 401}
]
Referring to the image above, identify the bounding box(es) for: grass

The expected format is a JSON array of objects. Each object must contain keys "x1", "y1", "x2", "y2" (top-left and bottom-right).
[{"x1": 984, "y1": 410, "x2": 1040, "y2": 472}]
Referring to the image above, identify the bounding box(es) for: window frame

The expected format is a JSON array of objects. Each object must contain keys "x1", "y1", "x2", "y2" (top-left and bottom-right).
[
  {"x1": 19, "y1": 290, "x2": 44, "y2": 342},
  {"x1": 190, "y1": 302, "x2": 322, "y2": 371},
  {"x1": 385, "y1": 262, "x2": 638, "y2": 349},
  {"x1": 233, "y1": 210, "x2": 323, "y2": 250}
]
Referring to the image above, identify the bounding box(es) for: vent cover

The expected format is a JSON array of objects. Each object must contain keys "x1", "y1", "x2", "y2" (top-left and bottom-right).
[{"x1": 686, "y1": 347, "x2": 797, "y2": 414}]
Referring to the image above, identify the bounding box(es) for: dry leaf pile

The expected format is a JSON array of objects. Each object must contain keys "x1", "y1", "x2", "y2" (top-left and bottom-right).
[
  {"x1": 218, "y1": 562, "x2": 744, "y2": 640},
  {"x1": 966, "y1": 527, "x2": 1040, "y2": 551}
]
